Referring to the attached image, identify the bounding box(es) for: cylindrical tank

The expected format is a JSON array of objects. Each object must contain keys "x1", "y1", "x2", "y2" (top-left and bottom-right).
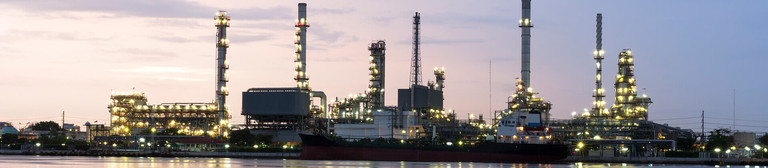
[{"x1": 734, "y1": 132, "x2": 756, "y2": 147}]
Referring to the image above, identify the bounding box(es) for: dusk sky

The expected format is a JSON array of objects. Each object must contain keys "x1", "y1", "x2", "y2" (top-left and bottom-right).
[{"x1": 1, "y1": 0, "x2": 766, "y2": 133}]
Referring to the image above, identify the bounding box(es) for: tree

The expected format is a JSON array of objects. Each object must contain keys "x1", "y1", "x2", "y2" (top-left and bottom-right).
[
  {"x1": 30, "y1": 121, "x2": 60, "y2": 132},
  {"x1": 676, "y1": 137, "x2": 697, "y2": 151},
  {"x1": 1, "y1": 134, "x2": 20, "y2": 144},
  {"x1": 705, "y1": 128, "x2": 733, "y2": 151},
  {"x1": 759, "y1": 134, "x2": 768, "y2": 145},
  {"x1": 229, "y1": 129, "x2": 256, "y2": 146}
]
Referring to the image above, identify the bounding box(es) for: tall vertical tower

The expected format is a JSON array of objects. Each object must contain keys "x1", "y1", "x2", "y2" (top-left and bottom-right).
[
  {"x1": 592, "y1": 13, "x2": 606, "y2": 117},
  {"x1": 611, "y1": 49, "x2": 651, "y2": 120},
  {"x1": 295, "y1": 3, "x2": 310, "y2": 92},
  {"x1": 519, "y1": 0, "x2": 533, "y2": 87},
  {"x1": 368, "y1": 41, "x2": 386, "y2": 110},
  {"x1": 214, "y1": 11, "x2": 230, "y2": 136},
  {"x1": 410, "y1": 12, "x2": 422, "y2": 87}
]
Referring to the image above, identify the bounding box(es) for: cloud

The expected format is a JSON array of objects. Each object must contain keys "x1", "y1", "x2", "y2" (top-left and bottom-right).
[
  {"x1": 103, "y1": 48, "x2": 178, "y2": 59},
  {"x1": 310, "y1": 26, "x2": 359, "y2": 50},
  {"x1": 1, "y1": 29, "x2": 114, "y2": 41},
  {"x1": 229, "y1": 34, "x2": 273, "y2": 43},
  {"x1": 396, "y1": 37, "x2": 484, "y2": 45},
  {"x1": 111, "y1": 66, "x2": 211, "y2": 75},
  {"x1": 150, "y1": 35, "x2": 202, "y2": 43},
  {"x1": 152, "y1": 76, "x2": 204, "y2": 82},
  {"x1": 313, "y1": 8, "x2": 355, "y2": 15},
  {"x1": 0, "y1": 0, "x2": 292, "y2": 20}
]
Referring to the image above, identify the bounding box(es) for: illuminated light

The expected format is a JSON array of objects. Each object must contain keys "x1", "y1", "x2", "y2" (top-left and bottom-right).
[
  {"x1": 447, "y1": 142, "x2": 453, "y2": 146},
  {"x1": 578, "y1": 142, "x2": 584, "y2": 148},
  {"x1": 458, "y1": 141, "x2": 463, "y2": 146},
  {"x1": 593, "y1": 50, "x2": 598, "y2": 55},
  {"x1": 714, "y1": 148, "x2": 721, "y2": 153}
]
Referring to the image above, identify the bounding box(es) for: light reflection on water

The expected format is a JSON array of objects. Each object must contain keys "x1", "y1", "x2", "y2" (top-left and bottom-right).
[{"x1": 0, "y1": 155, "x2": 726, "y2": 167}]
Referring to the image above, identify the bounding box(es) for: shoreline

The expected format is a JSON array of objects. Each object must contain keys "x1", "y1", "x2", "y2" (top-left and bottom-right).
[
  {"x1": 566, "y1": 156, "x2": 768, "y2": 166},
  {"x1": 0, "y1": 149, "x2": 300, "y2": 159},
  {"x1": 4, "y1": 149, "x2": 768, "y2": 166}
]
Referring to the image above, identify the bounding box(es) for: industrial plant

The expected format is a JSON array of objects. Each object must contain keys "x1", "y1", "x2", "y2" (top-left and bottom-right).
[
  {"x1": 55, "y1": 1, "x2": 744, "y2": 161},
  {"x1": 85, "y1": 11, "x2": 233, "y2": 149},
  {"x1": 548, "y1": 13, "x2": 693, "y2": 157}
]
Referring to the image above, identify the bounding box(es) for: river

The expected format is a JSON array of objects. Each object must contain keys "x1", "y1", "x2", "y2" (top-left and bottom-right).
[{"x1": 0, "y1": 155, "x2": 733, "y2": 167}]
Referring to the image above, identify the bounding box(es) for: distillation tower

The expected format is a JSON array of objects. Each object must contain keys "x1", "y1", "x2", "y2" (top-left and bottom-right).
[
  {"x1": 367, "y1": 41, "x2": 386, "y2": 110},
  {"x1": 214, "y1": 11, "x2": 231, "y2": 136},
  {"x1": 610, "y1": 49, "x2": 652, "y2": 120}
]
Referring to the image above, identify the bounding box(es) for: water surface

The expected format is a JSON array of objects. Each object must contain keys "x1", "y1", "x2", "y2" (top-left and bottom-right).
[{"x1": 0, "y1": 155, "x2": 737, "y2": 167}]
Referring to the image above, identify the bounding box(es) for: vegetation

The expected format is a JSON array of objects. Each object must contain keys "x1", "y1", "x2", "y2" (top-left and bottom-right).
[
  {"x1": 705, "y1": 128, "x2": 733, "y2": 151},
  {"x1": 30, "y1": 121, "x2": 61, "y2": 132},
  {"x1": 759, "y1": 134, "x2": 768, "y2": 145},
  {"x1": 675, "y1": 137, "x2": 697, "y2": 151}
]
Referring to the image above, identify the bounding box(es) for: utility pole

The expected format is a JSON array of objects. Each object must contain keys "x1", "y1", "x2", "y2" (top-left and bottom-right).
[
  {"x1": 489, "y1": 60, "x2": 492, "y2": 122},
  {"x1": 700, "y1": 110, "x2": 705, "y2": 144}
]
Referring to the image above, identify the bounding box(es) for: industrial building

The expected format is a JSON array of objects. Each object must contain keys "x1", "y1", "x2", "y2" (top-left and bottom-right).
[
  {"x1": 549, "y1": 13, "x2": 692, "y2": 158},
  {"x1": 108, "y1": 91, "x2": 224, "y2": 137},
  {"x1": 101, "y1": 11, "x2": 232, "y2": 145},
  {"x1": 241, "y1": 3, "x2": 327, "y2": 143},
  {"x1": 328, "y1": 40, "x2": 389, "y2": 122}
]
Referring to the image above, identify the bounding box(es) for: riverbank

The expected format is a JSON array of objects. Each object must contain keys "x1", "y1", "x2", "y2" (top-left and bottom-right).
[
  {"x1": 567, "y1": 156, "x2": 768, "y2": 165},
  {"x1": 0, "y1": 149, "x2": 299, "y2": 159}
]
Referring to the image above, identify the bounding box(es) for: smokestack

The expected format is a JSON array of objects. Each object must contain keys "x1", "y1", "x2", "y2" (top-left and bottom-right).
[
  {"x1": 214, "y1": 10, "x2": 230, "y2": 136},
  {"x1": 295, "y1": 3, "x2": 310, "y2": 92},
  {"x1": 519, "y1": 0, "x2": 532, "y2": 87},
  {"x1": 592, "y1": 13, "x2": 606, "y2": 117}
]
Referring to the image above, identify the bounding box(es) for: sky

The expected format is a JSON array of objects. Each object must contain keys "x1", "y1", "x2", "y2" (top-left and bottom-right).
[{"x1": 1, "y1": 0, "x2": 767, "y2": 134}]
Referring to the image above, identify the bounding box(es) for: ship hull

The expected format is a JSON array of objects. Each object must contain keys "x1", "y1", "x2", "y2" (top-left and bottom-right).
[{"x1": 299, "y1": 134, "x2": 570, "y2": 163}]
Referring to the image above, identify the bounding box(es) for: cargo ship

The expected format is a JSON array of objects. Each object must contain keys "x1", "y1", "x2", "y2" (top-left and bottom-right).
[{"x1": 299, "y1": 133, "x2": 569, "y2": 162}]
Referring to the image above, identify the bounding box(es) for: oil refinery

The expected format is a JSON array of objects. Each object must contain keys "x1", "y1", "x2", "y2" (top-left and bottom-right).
[{"x1": 80, "y1": 1, "x2": 701, "y2": 159}]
